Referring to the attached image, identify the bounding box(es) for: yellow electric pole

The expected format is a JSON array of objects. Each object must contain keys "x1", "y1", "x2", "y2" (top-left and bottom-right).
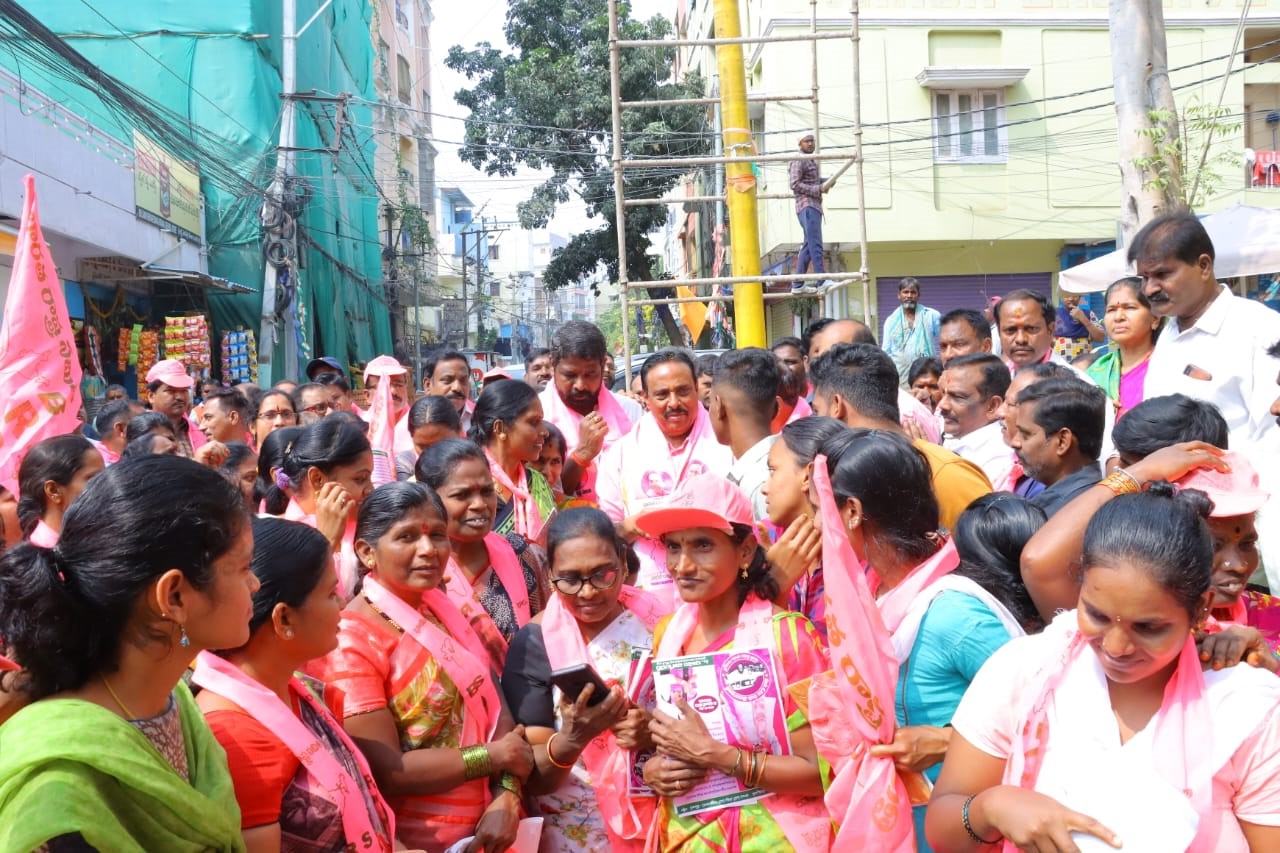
[{"x1": 713, "y1": 0, "x2": 765, "y2": 348}]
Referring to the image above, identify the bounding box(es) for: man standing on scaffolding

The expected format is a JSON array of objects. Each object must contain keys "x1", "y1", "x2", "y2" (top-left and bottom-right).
[{"x1": 789, "y1": 132, "x2": 829, "y2": 295}]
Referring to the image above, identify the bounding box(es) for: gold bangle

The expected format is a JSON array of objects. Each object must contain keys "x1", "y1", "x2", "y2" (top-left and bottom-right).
[
  {"x1": 729, "y1": 748, "x2": 744, "y2": 780},
  {"x1": 755, "y1": 751, "x2": 769, "y2": 787},
  {"x1": 461, "y1": 745, "x2": 492, "y2": 780},
  {"x1": 545, "y1": 731, "x2": 576, "y2": 770},
  {"x1": 1098, "y1": 468, "x2": 1141, "y2": 496}
]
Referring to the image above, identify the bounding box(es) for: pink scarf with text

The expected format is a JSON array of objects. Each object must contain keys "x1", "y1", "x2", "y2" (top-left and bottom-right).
[
  {"x1": 191, "y1": 652, "x2": 395, "y2": 852},
  {"x1": 539, "y1": 384, "x2": 633, "y2": 499},
  {"x1": 1001, "y1": 614, "x2": 1213, "y2": 853},
  {"x1": 654, "y1": 594, "x2": 831, "y2": 853},
  {"x1": 442, "y1": 532, "x2": 530, "y2": 670},
  {"x1": 367, "y1": 368, "x2": 397, "y2": 488},
  {"x1": 362, "y1": 575, "x2": 501, "y2": 744},
  {"x1": 542, "y1": 587, "x2": 665, "y2": 851},
  {"x1": 284, "y1": 498, "x2": 359, "y2": 603},
  {"x1": 870, "y1": 537, "x2": 960, "y2": 635},
  {"x1": 807, "y1": 456, "x2": 914, "y2": 851},
  {"x1": 485, "y1": 449, "x2": 545, "y2": 543}
]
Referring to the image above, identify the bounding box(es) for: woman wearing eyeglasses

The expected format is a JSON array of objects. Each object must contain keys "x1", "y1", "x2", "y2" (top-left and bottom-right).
[
  {"x1": 253, "y1": 389, "x2": 299, "y2": 449},
  {"x1": 501, "y1": 507, "x2": 663, "y2": 853}
]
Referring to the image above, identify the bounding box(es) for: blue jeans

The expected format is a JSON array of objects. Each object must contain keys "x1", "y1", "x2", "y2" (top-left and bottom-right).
[{"x1": 795, "y1": 206, "x2": 825, "y2": 275}]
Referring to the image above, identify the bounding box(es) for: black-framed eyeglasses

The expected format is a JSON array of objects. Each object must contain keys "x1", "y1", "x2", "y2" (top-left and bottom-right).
[
  {"x1": 301, "y1": 402, "x2": 334, "y2": 416},
  {"x1": 550, "y1": 567, "x2": 620, "y2": 595}
]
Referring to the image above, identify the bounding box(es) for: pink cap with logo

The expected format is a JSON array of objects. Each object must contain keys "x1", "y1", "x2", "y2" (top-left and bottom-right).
[
  {"x1": 145, "y1": 359, "x2": 195, "y2": 389},
  {"x1": 1176, "y1": 450, "x2": 1270, "y2": 518},
  {"x1": 633, "y1": 473, "x2": 755, "y2": 538},
  {"x1": 362, "y1": 354, "x2": 408, "y2": 383}
]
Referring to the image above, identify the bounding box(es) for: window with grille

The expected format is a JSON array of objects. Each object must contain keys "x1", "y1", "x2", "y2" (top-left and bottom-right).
[{"x1": 932, "y1": 90, "x2": 1005, "y2": 163}]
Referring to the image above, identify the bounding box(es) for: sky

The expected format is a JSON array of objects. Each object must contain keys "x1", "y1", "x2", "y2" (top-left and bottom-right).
[{"x1": 430, "y1": 0, "x2": 673, "y2": 237}]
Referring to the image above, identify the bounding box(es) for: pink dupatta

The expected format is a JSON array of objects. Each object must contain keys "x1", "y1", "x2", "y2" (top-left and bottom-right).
[
  {"x1": 191, "y1": 652, "x2": 395, "y2": 851},
  {"x1": 367, "y1": 368, "x2": 396, "y2": 487},
  {"x1": 542, "y1": 587, "x2": 665, "y2": 851},
  {"x1": 442, "y1": 531, "x2": 530, "y2": 670},
  {"x1": 807, "y1": 456, "x2": 914, "y2": 851},
  {"x1": 362, "y1": 576, "x2": 502, "y2": 744},
  {"x1": 28, "y1": 519, "x2": 58, "y2": 548},
  {"x1": 1001, "y1": 616, "x2": 1214, "y2": 853},
  {"x1": 653, "y1": 594, "x2": 831, "y2": 853},
  {"x1": 284, "y1": 498, "x2": 359, "y2": 603},
  {"x1": 539, "y1": 384, "x2": 632, "y2": 500},
  {"x1": 870, "y1": 537, "x2": 960, "y2": 635},
  {"x1": 485, "y1": 449, "x2": 545, "y2": 543}
]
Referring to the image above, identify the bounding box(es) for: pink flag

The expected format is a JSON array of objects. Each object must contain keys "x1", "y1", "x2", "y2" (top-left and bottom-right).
[
  {"x1": 0, "y1": 176, "x2": 83, "y2": 494},
  {"x1": 807, "y1": 454, "x2": 914, "y2": 851},
  {"x1": 366, "y1": 362, "x2": 395, "y2": 487}
]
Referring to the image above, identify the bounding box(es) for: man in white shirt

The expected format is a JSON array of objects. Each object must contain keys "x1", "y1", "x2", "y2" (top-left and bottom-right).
[
  {"x1": 939, "y1": 353, "x2": 1016, "y2": 489},
  {"x1": 598, "y1": 349, "x2": 733, "y2": 598},
  {"x1": 1132, "y1": 213, "x2": 1280, "y2": 587},
  {"x1": 708, "y1": 348, "x2": 780, "y2": 520}
]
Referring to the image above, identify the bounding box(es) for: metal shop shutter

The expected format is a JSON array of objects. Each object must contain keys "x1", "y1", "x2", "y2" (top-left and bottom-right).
[{"x1": 874, "y1": 273, "x2": 1053, "y2": 333}]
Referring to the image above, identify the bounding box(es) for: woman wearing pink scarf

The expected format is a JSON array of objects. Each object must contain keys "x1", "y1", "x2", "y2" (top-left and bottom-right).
[
  {"x1": 501, "y1": 508, "x2": 664, "y2": 852},
  {"x1": 16, "y1": 434, "x2": 104, "y2": 547},
  {"x1": 927, "y1": 485, "x2": 1280, "y2": 852},
  {"x1": 633, "y1": 474, "x2": 830, "y2": 853},
  {"x1": 470, "y1": 380, "x2": 557, "y2": 545}
]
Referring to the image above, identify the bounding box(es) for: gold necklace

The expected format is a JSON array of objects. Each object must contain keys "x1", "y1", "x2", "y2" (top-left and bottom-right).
[{"x1": 100, "y1": 674, "x2": 136, "y2": 719}]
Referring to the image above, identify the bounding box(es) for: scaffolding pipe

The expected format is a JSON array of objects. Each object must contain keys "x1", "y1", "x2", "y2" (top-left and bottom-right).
[
  {"x1": 623, "y1": 271, "x2": 863, "y2": 289},
  {"x1": 624, "y1": 191, "x2": 794, "y2": 207},
  {"x1": 851, "y1": 0, "x2": 871, "y2": 326},
  {"x1": 714, "y1": 0, "x2": 765, "y2": 347},
  {"x1": 625, "y1": 280, "x2": 861, "y2": 307},
  {"x1": 621, "y1": 92, "x2": 811, "y2": 108},
  {"x1": 618, "y1": 31, "x2": 852, "y2": 48},
  {"x1": 607, "y1": 0, "x2": 634, "y2": 388},
  {"x1": 621, "y1": 150, "x2": 855, "y2": 168}
]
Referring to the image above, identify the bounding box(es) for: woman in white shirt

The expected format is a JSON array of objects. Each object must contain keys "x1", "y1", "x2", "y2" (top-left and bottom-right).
[{"x1": 925, "y1": 483, "x2": 1280, "y2": 852}]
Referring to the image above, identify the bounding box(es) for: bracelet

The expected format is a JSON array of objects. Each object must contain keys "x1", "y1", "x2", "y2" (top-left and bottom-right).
[
  {"x1": 729, "y1": 748, "x2": 744, "y2": 780},
  {"x1": 461, "y1": 745, "x2": 492, "y2": 780},
  {"x1": 570, "y1": 450, "x2": 593, "y2": 467},
  {"x1": 499, "y1": 771, "x2": 523, "y2": 798},
  {"x1": 753, "y1": 751, "x2": 769, "y2": 788},
  {"x1": 545, "y1": 731, "x2": 576, "y2": 770},
  {"x1": 962, "y1": 792, "x2": 1002, "y2": 844},
  {"x1": 1098, "y1": 467, "x2": 1141, "y2": 496}
]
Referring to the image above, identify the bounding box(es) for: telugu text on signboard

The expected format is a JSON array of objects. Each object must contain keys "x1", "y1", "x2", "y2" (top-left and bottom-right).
[{"x1": 133, "y1": 131, "x2": 201, "y2": 244}]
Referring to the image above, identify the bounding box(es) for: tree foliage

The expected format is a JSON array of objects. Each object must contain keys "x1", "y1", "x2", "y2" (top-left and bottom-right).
[{"x1": 446, "y1": 0, "x2": 710, "y2": 342}]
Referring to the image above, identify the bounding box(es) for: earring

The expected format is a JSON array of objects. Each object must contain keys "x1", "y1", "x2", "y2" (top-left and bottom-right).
[
  {"x1": 179, "y1": 625, "x2": 190, "y2": 648},
  {"x1": 284, "y1": 629, "x2": 294, "y2": 639},
  {"x1": 740, "y1": 565, "x2": 750, "y2": 579}
]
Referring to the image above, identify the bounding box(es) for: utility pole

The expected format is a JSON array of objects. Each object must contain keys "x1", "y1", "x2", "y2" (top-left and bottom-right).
[
  {"x1": 1110, "y1": 0, "x2": 1185, "y2": 248},
  {"x1": 712, "y1": 0, "x2": 765, "y2": 347},
  {"x1": 461, "y1": 229, "x2": 469, "y2": 349}
]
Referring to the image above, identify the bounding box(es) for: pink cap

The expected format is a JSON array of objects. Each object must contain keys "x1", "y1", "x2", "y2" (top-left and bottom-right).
[
  {"x1": 363, "y1": 355, "x2": 408, "y2": 383},
  {"x1": 633, "y1": 473, "x2": 755, "y2": 538},
  {"x1": 145, "y1": 359, "x2": 195, "y2": 389},
  {"x1": 483, "y1": 367, "x2": 512, "y2": 383},
  {"x1": 1177, "y1": 451, "x2": 1270, "y2": 518}
]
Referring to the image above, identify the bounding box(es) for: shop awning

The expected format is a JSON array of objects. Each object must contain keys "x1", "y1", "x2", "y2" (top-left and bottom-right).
[{"x1": 77, "y1": 256, "x2": 255, "y2": 294}]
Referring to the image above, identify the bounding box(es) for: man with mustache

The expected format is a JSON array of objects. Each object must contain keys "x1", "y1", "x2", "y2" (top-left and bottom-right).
[
  {"x1": 423, "y1": 349, "x2": 476, "y2": 433},
  {"x1": 1136, "y1": 213, "x2": 1280, "y2": 588},
  {"x1": 1007, "y1": 376, "x2": 1106, "y2": 517},
  {"x1": 522, "y1": 347, "x2": 554, "y2": 391},
  {"x1": 538, "y1": 320, "x2": 642, "y2": 501},
  {"x1": 939, "y1": 353, "x2": 1015, "y2": 489},
  {"x1": 363, "y1": 354, "x2": 414, "y2": 456},
  {"x1": 882, "y1": 277, "x2": 941, "y2": 381},
  {"x1": 596, "y1": 349, "x2": 732, "y2": 601}
]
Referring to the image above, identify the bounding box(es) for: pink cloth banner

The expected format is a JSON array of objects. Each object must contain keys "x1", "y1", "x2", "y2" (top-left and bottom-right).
[
  {"x1": 807, "y1": 455, "x2": 915, "y2": 851},
  {"x1": 0, "y1": 176, "x2": 83, "y2": 493},
  {"x1": 367, "y1": 368, "x2": 396, "y2": 487}
]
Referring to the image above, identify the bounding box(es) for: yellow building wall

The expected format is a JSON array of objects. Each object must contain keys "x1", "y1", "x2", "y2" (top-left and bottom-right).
[{"x1": 736, "y1": 0, "x2": 1274, "y2": 271}]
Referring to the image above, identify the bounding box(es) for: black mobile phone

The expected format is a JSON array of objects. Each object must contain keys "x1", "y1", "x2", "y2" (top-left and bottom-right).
[{"x1": 550, "y1": 663, "x2": 611, "y2": 707}]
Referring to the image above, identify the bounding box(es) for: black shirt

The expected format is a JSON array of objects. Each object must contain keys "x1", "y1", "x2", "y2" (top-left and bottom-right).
[
  {"x1": 500, "y1": 621, "x2": 557, "y2": 729},
  {"x1": 1032, "y1": 461, "x2": 1102, "y2": 518}
]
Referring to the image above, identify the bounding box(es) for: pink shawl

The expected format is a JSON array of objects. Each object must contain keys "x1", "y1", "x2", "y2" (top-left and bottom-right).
[
  {"x1": 1001, "y1": 616, "x2": 1213, "y2": 853},
  {"x1": 807, "y1": 456, "x2": 915, "y2": 851},
  {"x1": 362, "y1": 576, "x2": 502, "y2": 744},
  {"x1": 654, "y1": 594, "x2": 831, "y2": 853},
  {"x1": 870, "y1": 537, "x2": 960, "y2": 635},
  {"x1": 485, "y1": 449, "x2": 545, "y2": 543},
  {"x1": 542, "y1": 587, "x2": 665, "y2": 851},
  {"x1": 442, "y1": 531, "x2": 530, "y2": 670},
  {"x1": 366, "y1": 368, "x2": 396, "y2": 487},
  {"x1": 191, "y1": 651, "x2": 395, "y2": 851},
  {"x1": 284, "y1": 497, "x2": 359, "y2": 603},
  {"x1": 539, "y1": 384, "x2": 633, "y2": 499},
  {"x1": 28, "y1": 519, "x2": 58, "y2": 548}
]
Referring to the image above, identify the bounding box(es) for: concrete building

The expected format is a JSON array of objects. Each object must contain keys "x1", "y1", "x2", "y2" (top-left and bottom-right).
[
  {"x1": 674, "y1": 0, "x2": 1280, "y2": 340},
  {"x1": 372, "y1": 0, "x2": 438, "y2": 365}
]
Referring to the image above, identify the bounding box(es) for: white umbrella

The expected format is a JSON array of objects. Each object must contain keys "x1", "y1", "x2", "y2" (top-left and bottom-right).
[{"x1": 1059, "y1": 204, "x2": 1280, "y2": 293}]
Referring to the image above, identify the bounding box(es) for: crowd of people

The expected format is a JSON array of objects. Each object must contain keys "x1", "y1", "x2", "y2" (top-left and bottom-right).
[{"x1": 0, "y1": 212, "x2": 1279, "y2": 852}]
